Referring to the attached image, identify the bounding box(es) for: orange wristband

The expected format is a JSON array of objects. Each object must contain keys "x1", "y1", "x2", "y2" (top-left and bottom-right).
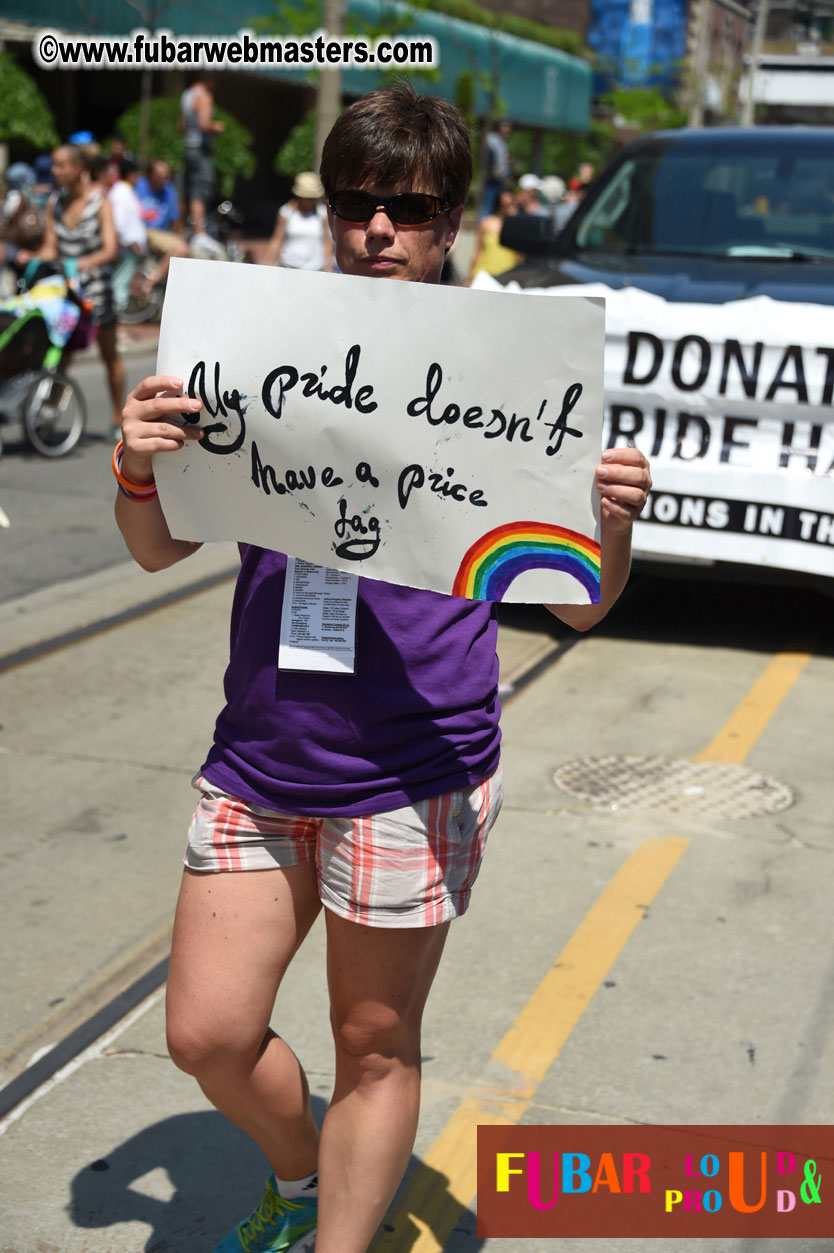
[{"x1": 112, "y1": 440, "x2": 158, "y2": 501}]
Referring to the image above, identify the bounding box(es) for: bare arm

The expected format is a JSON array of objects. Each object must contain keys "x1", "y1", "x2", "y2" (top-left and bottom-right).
[
  {"x1": 115, "y1": 374, "x2": 205, "y2": 572},
  {"x1": 77, "y1": 196, "x2": 119, "y2": 272},
  {"x1": 195, "y1": 84, "x2": 225, "y2": 134},
  {"x1": 468, "y1": 219, "x2": 489, "y2": 281},
  {"x1": 546, "y1": 446, "x2": 651, "y2": 631},
  {"x1": 261, "y1": 210, "x2": 287, "y2": 266},
  {"x1": 36, "y1": 202, "x2": 58, "y2": 262}
]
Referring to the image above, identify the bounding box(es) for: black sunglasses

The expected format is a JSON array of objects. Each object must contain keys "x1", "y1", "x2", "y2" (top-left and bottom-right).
[{"x1": 328, "y1": 190, "x2": 450, "y2": 225}]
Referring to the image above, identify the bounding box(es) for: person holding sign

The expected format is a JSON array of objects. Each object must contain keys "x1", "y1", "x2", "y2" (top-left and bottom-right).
[{"x1": 115, "y1": 85, "x2": 650, "y2": 1253}]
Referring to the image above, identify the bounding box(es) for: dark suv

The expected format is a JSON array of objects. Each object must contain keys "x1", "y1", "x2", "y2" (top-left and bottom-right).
[
  {"x1": 494, "y1": 128, "x2": 834, "y2": 585},
  {"x1": 500, "y1": 127, "x2": 834, "y2": 306}
]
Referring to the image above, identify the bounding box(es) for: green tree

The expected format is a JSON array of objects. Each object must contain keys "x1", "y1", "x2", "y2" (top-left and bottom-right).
[
  {"x1": 275, "y1": 109, "x2": 316, "y2": 178},
  {"x1": 601, "y1": 85, "x2": 687, "y2": 132},
  {"x1": 115, "y1": 96, "x2": 256, "y2": 198},
  {"x1": 505, "y1": 120, "x2": 617, "y2": 185},
  {"x1": 504, "y1": 87, "x2": 683, "y2": 190},
  {"x1": 267, "y1": 0, "x2": 583, "y2": 55},
  {"x1": 409, "y1": 0, "x2": 583, "y2": 56},
  {"x1": 0, "y1": 51, "x2": 59, "y2": 153}
]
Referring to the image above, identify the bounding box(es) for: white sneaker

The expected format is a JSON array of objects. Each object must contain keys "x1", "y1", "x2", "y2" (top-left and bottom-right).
[{"x1": 190, "y1": 231, "x2": 225, "y2": 259}]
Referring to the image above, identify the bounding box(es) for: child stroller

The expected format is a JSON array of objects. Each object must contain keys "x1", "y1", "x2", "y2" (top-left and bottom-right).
[{"x1": 0, "y1": 260, "x2": 90, "y2": 457}]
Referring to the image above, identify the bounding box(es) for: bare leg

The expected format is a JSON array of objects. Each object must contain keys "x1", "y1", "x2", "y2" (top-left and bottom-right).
[
  {"x1": 315, "y1": 910, "x2": 450, "y2": 1253},
  {"x1": 189, "y1": 197, "x2": 206, "y2": 236},
  {"x1": 146, "y1": 240, "x2": 186, "y2": 289},
  {"x1": 97, "y1": 324, "x2": 126, "y2": 431},
  {"x1": 166, "y1": 864, "x2": 322, "y2": 1178}
]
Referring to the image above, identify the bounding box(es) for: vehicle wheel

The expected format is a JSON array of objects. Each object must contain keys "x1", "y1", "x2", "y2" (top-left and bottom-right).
[
  {"x1": 22, "y1": 370, "x2": 87, "y2": 457},
  {"x1": 118, "y1": 258, "x2": 164, "y2": 325}
]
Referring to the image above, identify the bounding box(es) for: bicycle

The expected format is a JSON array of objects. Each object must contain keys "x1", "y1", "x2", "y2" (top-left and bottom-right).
[
  {"x1": 0, "y1": 262, "x2": 89, "y2": 458},
  {"x1": 117, "y1": 199, "x2": 251, "y2": 326}
]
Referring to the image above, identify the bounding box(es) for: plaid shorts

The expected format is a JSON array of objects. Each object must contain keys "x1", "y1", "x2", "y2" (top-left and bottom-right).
[{"x1": 185, "y1": 769, "x2": 503, "y2": 928}]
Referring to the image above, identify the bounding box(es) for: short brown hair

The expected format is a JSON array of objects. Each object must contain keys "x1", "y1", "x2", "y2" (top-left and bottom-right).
[{"x1": 320, "y1": 84, "x2": 472, "y2": 207}]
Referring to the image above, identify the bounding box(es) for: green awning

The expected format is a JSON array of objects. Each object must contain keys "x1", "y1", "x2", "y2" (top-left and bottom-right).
[
  {"x1": 346, "y1": 0, "x2": 591, "y2": 130},
  {"x1": 4, "y1": 0, "x2": 591, "y2": 129}
]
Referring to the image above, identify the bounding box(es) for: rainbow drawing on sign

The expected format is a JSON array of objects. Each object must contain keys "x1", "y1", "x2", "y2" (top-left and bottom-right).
[{"x1": 452, "y1": 522, "x2": 601, "y2": 603}]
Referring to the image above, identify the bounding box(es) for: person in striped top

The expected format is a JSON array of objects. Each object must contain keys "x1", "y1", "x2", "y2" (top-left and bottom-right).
[{"x1": 32, "y1": 144, "x2": 123, "y2": 435}]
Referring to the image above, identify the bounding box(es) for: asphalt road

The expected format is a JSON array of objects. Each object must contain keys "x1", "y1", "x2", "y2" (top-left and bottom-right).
[
  {"x1": 1, "y1": 394, "x2": 833, "y2": 1251},
  {"x1": 0, "y1": 346, "x2": 158, "y2": 602}
]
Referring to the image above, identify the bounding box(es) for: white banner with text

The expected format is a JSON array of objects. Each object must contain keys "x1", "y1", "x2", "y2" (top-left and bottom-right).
[{"x1": 474, "y1": 275, "x2": 834, "y2": 579}]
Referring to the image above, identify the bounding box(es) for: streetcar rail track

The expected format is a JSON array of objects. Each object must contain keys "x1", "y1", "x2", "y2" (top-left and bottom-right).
[{"x1": 0, "y1": 565, "x2": 239, "y2": 675}]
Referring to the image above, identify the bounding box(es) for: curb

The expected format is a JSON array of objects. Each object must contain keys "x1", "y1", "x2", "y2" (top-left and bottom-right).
[{"x1": 0, "y1": 542, "x2": 239, "y2": 666}]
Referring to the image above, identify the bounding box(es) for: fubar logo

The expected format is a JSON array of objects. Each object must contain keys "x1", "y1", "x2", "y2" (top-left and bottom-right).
[{"x1": 477, "y1": 1126, "x2": 832, "y2": 1238}]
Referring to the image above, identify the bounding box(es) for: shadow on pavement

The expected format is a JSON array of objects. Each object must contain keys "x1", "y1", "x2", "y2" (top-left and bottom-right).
[
  {"x1": 371, "y1": 1163, "x2": 484, "y2": 1253},
  {"x1": 498, "y1": 567, "x2": 834, "y2": 658},
  {"x1": 69, "y1": 1099, "x2": 483, "y2": 1252},
  {"x1": 605, "y1": 567, "x2": 834, "y2": 657},
  {"x1": 70, "y1": 1108, "x2": 273, "y2": 1251}
]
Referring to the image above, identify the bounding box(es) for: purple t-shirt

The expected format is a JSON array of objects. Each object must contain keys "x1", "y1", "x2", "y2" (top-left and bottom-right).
[{"x1": 201, "y1": 546, "x2": 502, "y2": 816}]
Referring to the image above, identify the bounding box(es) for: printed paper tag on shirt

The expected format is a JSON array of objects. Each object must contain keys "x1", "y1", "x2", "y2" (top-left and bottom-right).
[{"x1": 278, "y1": 557, "x2": 358, "y2": 673}]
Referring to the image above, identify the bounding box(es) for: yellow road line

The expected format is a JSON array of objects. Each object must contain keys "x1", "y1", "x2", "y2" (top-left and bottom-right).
[
  {"x1": 694, "y1": 650, "x2": 811, "y2": 765},
  {"x1": 493, "y1": 837, "x2": 689, "y2": 1080},
  {"x1": 370, "y1": 837, "x2": 689, "y2": 1252}
]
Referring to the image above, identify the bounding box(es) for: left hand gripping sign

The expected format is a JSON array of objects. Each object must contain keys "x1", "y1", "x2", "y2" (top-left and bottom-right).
[{"x1": 154, "y1": 260, "x2": 606, "y2": 604}]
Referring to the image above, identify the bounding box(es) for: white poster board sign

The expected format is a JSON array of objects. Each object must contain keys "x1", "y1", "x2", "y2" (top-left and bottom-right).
[
  {"x1": 475, "y1": 274, "x2": 834, "y2": 579},
  {"x1": 154, "y1": 260, "x2": 606, "y2": 604}
]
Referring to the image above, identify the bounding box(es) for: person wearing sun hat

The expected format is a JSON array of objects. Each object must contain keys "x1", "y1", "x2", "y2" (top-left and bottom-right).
[
  {"x1": 516, "y1": 171, "x2": 545, "y2": 216},
  {"x1": 262, "y1": 170, "x2": 333, "y2": 272}
]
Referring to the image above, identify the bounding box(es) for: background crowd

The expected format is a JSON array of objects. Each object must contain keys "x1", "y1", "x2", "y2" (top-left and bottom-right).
[{"x1": 0, "y1": 96, "x2": 594, "y2": 439}]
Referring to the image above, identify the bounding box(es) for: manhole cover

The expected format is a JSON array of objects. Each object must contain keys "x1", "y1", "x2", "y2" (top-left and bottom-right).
[{"x1": 552, "y1": 755, "x2": 796, "y2": 820}]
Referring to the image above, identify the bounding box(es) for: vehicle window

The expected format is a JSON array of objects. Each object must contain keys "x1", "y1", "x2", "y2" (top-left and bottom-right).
[
  {"x1": 574, "y1": 160, "x2": 638, "y2": 250},
  {"x1": 573, "y1": 145, "x2": 834, "y2": 259}
]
